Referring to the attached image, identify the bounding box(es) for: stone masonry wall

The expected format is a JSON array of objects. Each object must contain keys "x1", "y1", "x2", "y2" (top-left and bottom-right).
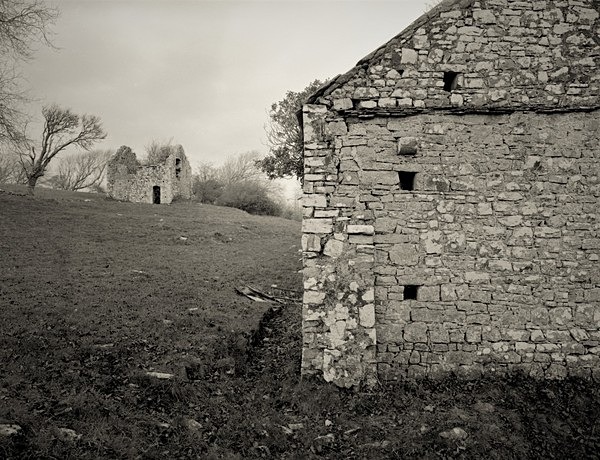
[
  {"x1": 302, "y1": 108, "x2": 600, "y2": 385},
  {"x1": 301, "y1": 0, "x2": 600, "y2": 387},
  {"x1": 316, "y1": 0, "x2": 599, "y2": 113}
]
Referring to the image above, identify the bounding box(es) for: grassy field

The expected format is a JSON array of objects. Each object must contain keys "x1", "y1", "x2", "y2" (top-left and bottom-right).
[{"x1": 1, "y1": 185, "x2": 599, "y2": 459}]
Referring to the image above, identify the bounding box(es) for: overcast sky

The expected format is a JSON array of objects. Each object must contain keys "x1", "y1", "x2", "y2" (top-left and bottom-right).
[{"x1": 22, "y1": 0, "x2": 431, "y2": 172}]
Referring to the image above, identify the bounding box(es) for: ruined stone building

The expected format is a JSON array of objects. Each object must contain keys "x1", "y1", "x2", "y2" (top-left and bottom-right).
[
  {"x1": 301, "y1": 0, "x2": 600, "y2": 387},
  {"x1": 107, "y1": 145, "x2": 192, "y2": 204}
]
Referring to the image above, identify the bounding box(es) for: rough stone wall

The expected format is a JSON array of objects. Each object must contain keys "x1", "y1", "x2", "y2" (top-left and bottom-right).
[
  {"x1": 301, "y1": 0, "x2": 600, "y2": 387},
  {"x1": 317, "y1": 0, "x2": 599, "y2": 112},
  {"x1": 106, "y1": 145, "x2": 192, "y2": 204}
]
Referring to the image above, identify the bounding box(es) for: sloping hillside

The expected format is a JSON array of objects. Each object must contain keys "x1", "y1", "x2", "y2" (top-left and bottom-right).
[{"x1": 1, "y1": 187, "x2": 599, "y2": 459}]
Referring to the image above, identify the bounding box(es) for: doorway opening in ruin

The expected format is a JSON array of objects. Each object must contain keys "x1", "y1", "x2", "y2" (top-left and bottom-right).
[{"x1": 153, "y1": 186, "x2": 161, "y2": 204}]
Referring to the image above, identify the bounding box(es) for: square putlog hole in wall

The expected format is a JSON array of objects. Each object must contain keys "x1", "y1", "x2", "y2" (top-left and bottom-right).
[
  {"x1": 443, "y1": 71, "x2": 459, "y2": 92},
  {"x1": 404, "y1": 285, "x2": 419, "y2": 300},
  {"x1": 398, "y1": 171, "x2": 417, "y2": 190}
]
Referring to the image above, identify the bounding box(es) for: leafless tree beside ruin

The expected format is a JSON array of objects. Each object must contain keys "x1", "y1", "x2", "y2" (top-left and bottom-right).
[
  {"x1": 19, "y1": 104, "x2": 106, "y2": 194},
  {"x1": 48, "y1": 149, "x2": 112, "y2": 191},
  {"x1": 218, "y1": 150, "x2": 275, "y2": 189},
  {"x1": 193, "y1": 151, "x2": 281, "y2": 208},
  {"x1": 144, "y1": 138, "x2": 178, "y2": 165}
]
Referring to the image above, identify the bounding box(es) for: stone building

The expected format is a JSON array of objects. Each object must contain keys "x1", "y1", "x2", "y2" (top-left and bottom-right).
[
  {"x1": 107, "y1": 145, "x2": 192, "y2": 204},
  {"x1": 301, "y1": 0, "x2": 600, "y2": 387}
]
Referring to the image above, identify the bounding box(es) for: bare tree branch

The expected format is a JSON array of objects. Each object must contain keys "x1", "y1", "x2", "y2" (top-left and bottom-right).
[
  {"x1": 145, "y1": 138, "x2": 175, "y2": 165},
  {"x1": 0, "y1": 0, "x2": 58, "y2": 60},
  {"x1": 0, "y1": 145, "x2": 26, "y2": 183},
  {"x1": 0, "y1": 1, "x2": 58, "y2": 145}
]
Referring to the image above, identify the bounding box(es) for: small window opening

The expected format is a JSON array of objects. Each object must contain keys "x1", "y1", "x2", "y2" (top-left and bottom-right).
[
  {"x1": 398, "y1": 171, "x2": 417, "y2": 191},
  {"x1": 175, "y1": 158, "x2": 182, "y2": 179},
  {"x1": 404, "y1": 285, "x2": 419, "y2": 300},
  {"x1": 443, "y1": 71, "x2": 459, "y2": 92}
]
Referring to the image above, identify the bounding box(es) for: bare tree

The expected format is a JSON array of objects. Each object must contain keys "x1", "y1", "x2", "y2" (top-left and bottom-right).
[
  {"x1": 192, "y1": 152, "x2": 280, "y2": 204},
  {"x1": 194, "y1": 161, "x2": 218, "y2": 182},
  {"x1": 0, "y1": 148, "x2": 25, "y2": 183},
  {"x1": 0, "y1": 0, "x2": 58, "y2": 145},
  {"x1": 48, "y1": 149, "x2": 112, "y2": 191},
  {"x1": 145, "y1": 138, "x2": 176, "y2": 165},
  {"x1": 19, "y1": 104, "x2": 106, "y2": 194},
  {"x1": 218, "y1": 151, "x2": 270, "y2": 186}
]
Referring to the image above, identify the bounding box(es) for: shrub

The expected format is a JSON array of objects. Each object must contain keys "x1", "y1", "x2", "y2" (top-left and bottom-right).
[
  {"x1": 193, "y1": 177, "x2": 223, "y2": 204},
  {"x1": 216, "y1": 181, "x2": 281, "y2": 216},
  {"x1": 278, "y1": 202, "x2": 302, "y2": 221}
]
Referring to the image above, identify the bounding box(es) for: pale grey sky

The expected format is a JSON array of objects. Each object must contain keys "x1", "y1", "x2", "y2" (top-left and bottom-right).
[{"x1": 22, "y1": 0, "x2": 431, "y2": 171}]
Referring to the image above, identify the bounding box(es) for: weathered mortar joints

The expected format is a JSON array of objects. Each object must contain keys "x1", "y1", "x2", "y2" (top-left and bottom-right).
[
  {"x1": 107, "y1": 145, "x2": 192, "y2": 204},
  {"x1": 301, "y1": 0, "x2": 600, "y2": 387}
]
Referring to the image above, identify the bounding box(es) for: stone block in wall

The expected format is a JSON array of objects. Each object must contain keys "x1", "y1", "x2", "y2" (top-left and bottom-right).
[
  {"x1": 465, "y1": 271, "x2": 490, "y2": 283},
  {"x1": 303, "y1": 218, "x2": 333, "y2": 234},
  {"x1": 333, "y1": 98, "x2": 353, "y2": 110},
  {"x1": 397, "y1": 137, "x2": 419, "y2": 155},
  {"x1": 304, "y1": 291, "x2": 326, "y2": 305},
  {"x1": 354, "y1": 87, "x2": 379, "y2": 99},
  {"x1": 401, "y1": 47, "x2": 418, "y2": 64},
  {"x1": 473, "y1": 9, "x2": 497, "y2": 24},
  {"x1": 347, "y1": 225, "x2": 375, "y2": 235},
  {"x1": 570, "y1": 328, "x2": 589, "y2": 342},
  {"x1": 302, "y1": 234, "x2": 322, "y2": 253},
  {"x1": 429, "y1": 325, "x2": 450, "y2": 343},
  {"x1": 327, "y1": 121, "x2": 348, "y2": 136},
  {"x1": 466, "y1": 326, "x2": 482, "y2": 343},
  {"x1": 546, "y1": 364, "x2": 568, "y2": 379},
  {"x1": 303, "y1": 195, "x2": 327, "y2": 208},
  {"x1": 348, "y1": 235, "x2": 374, "y2": 245},
  {"x1": 386, "y1": 301, "x2": 411, "y2": 322},
  {"x1": 411, "y1": 307, "x2": 440, "y2": 322},
  {"x1": 549, "y1": 307, "x2": 573, "y2": 326},
  {"x1": 417, "y1": 285, "x2": 441, "y2": 301},
  {"x1": 359, "y1": 304, "x2": 376, "y2": 328},
  {"x1": 315, "y1": 210, "x2": 339, "y2": 218},
  {"x1": 545, "y1": 330, "x2": 572, "y2": 342},
  {"x1": 323, "y1": 238, "x2": 344, "y2": 258},
  {"x1": 374, "y1": 217, "x2": 397, "y2": 234},
  {"x1": 378, "y1": 324, "x2": 403, "y2": 344},
  {"x1": 422, "y1": 231, "x2": 443, "y2": 254},
  {"x1": 441, "y1": 284, "x2": 458, "y2": 301},
  {"x1": 360, "y1": 170, "x2": 399, "y2": 186},
  {"x1": 445, "y1": 351, "x2": 474, "y2": 365},
  {"x1": 585, "y1": 289, "x2": 600, "y2": 302},
  {"x1": 389, "y1": 244, "x2": 419, "y2": 266},
  {"x1": 404, "y1": 322, "x2": 428, "y2": 343}
]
